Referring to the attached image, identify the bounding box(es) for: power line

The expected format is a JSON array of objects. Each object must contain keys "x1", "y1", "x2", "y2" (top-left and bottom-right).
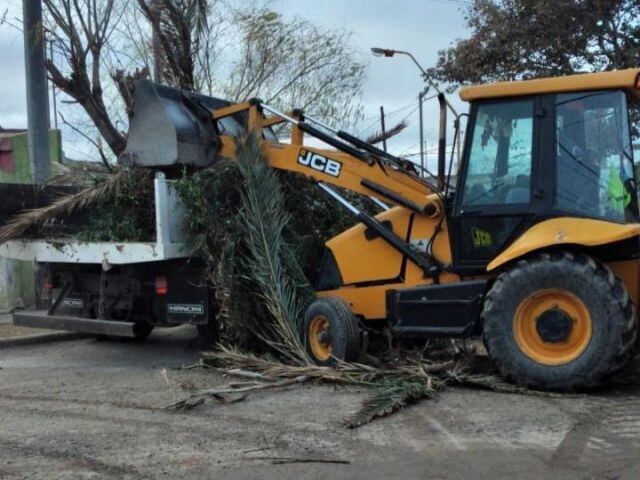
[{"x1": 426, "y1": 0, "x2": 472, "y2": 6}]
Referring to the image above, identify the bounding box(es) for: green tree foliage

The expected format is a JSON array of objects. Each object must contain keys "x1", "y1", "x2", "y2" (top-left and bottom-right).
[{"x1": 434, "y1": 0, "x2": 640, "y2": 84}]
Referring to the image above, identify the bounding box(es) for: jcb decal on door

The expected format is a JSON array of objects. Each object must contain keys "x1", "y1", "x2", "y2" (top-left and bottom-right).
[
  {"x1": 297, "y1": 150, "x2": 342, "y2": 177},
  {"x1": 471, "y1": 227, "x2": 492, "y2": 248}
]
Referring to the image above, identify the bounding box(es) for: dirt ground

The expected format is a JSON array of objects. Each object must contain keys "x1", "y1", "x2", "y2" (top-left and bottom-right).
[{"x1": 1, "y1": 326, "x2": 640, "y2": 479}]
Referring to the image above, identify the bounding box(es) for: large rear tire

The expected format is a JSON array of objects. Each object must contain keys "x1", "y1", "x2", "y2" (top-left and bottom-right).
[
  {"x1": 303, "y1": 297, "x2": 360, "y2": 366},
  {"x1": 482, "y1": 251, "x2": 636, "y2": 391}
]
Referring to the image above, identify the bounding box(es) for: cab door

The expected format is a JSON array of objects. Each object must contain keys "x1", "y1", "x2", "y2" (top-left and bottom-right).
[{"x1": 450, "y1": 97, "x2": 542, "y2": 271}]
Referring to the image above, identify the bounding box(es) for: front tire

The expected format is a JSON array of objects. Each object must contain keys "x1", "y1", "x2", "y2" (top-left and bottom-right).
[
  {"x1": 482, "y1": 251, "x2": 636, "y2": 391},
  {"x1": 303, "y1": 297, "x2": 360, "y2": 366}
]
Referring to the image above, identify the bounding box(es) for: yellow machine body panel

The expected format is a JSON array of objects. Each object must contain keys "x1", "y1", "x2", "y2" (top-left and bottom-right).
[
  {"x1": 607, "y1": 260, "x2": 640, "y2": 307},
  {"x1": 487, "y1": 218, "x2": 640, "y2": 272},
  {"x1": 319, "y1": 206, "x2": 460, "y2": 320},
  {"x1": 325, "y1": 207, "x2": 411, "y2": 285},
  {"x1": 460, "y1": 68, "x2": 640, "y2": 102}
]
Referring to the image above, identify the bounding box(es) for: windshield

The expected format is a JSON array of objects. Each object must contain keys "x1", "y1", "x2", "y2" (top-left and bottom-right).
[
  {"x1": 556, "y1": 90, "x2": 638, "y2": 222},
  {"x1": 461, "y1": 100, "x2": 534, "y2": 208}
]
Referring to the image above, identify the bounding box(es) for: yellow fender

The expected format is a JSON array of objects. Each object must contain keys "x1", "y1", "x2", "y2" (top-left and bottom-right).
[{"x1": 487, "y1": 218, "x2": 640, "y2": 271}]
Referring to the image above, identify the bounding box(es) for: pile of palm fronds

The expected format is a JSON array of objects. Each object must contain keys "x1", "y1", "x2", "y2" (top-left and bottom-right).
[
  {"x1": 0, "y1": 168, "x2": 155, "y2": 242},
  {"x1": 165, "y1": 345, "x2": 556, "y2": 428},
  {"x1": 233, "y1": 134, "x2": 312, "y2": 363}
]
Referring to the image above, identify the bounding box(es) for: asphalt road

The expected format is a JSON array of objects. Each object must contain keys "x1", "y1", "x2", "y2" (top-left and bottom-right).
[{"x1": 1, "y1": 326, "x2": 640, "y2": 479}]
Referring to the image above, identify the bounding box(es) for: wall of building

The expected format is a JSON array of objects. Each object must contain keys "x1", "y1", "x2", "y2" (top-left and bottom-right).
[{"x1": 0, "y1": 130, "x2": 61, "y2": 312}]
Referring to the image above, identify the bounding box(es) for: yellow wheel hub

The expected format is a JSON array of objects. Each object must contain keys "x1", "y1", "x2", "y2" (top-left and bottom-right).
[
  {"x1": 309, "y1": 315, "x2": 332, "y2": 361},
  {"x1": 513, "y1": 289, "x2": 592, "y2": 366}
]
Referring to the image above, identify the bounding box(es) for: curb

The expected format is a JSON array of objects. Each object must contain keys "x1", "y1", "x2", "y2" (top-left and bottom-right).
[{"x1": 0, "y1": 331, "x2": 91, "y2": 348}]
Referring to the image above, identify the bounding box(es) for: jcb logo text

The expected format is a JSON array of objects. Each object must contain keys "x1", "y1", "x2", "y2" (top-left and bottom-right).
[{"x1": 297, "y1": 150, "x2": 342, "y2": 177}]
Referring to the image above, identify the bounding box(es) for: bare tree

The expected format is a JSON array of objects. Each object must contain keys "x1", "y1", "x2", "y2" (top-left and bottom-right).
[
  {"x1": 43, "y1": 0, "x2": 365, "y2": 160},
  {"x1": 43, "y1": 0, "x2": 133, "y2": 157},
  {"x1": 221, "y1": 8, "x2": 365, "y2": 127},
  {"x1": 137, "y1": 0, "x2": 209, "y2": 90}
]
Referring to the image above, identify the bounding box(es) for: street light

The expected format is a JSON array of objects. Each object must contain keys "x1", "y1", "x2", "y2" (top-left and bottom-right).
[
  {"x1": 371, "y1": 47, "x2": 395, "y2": 57},
  {"x1": 370, "y1": 47, "x2": 458, "y2": 117},
  {"x1": 371, "y1": 46, "x2": 462, "y2": 180}
]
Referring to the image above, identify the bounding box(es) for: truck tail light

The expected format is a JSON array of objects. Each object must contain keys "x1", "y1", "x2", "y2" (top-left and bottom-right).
[
  {"x1": 43, "y1": 278, "x2": 53, "y2": 290},
  {"x1": 155, "y1": 276, "x2": 168, "y2": 295}
]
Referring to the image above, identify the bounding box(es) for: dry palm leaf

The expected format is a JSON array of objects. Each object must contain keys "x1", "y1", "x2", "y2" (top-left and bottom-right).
[
  {"x1": 365, "y1": 120, "x2": 408, "y2": 145},
  {"x1": 344, "y1": 381, "x2": 437, "y2": 428}
]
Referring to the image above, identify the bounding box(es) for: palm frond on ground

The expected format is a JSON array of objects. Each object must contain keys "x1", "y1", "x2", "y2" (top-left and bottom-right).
[{"x1": 165, "y1": 346, "x2": 558, "y2": 427}]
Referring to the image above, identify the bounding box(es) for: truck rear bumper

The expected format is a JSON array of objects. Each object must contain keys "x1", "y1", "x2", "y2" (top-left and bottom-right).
[{"x1": 13, "y1": 310, "x2": 136, "y2": 337}]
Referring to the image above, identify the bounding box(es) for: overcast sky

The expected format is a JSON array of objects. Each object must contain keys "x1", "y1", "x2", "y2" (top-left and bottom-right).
[{"x1": 0, "y1": 0, "x2": 470, "y2": 167}]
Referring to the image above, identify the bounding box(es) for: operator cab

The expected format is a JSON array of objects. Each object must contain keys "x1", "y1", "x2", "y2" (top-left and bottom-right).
[
  {"x1": 555, "y1": 90, "x2": 638, "y2": 223},
  {"x1": 451, "y1": 70, "x2": 640, "y2": 271}
]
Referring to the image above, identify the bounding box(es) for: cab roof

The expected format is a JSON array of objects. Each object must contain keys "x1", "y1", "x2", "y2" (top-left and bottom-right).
[{"x1": 459, "y1": 68, "x2": 640, "y2": 102}]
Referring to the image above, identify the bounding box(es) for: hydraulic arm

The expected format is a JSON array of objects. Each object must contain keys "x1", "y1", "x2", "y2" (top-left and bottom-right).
[
  {"x1": 120, "y1": 80, "x2": 445, "y2": 278},
  {"x1": 211, "y1": 100, "x2": 442, "y2": 217}
]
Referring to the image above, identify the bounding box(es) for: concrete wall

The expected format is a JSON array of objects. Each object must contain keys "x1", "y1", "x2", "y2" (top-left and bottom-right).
[{"x1": 0, "y1": 130, "x2": 61, "y2": 312}]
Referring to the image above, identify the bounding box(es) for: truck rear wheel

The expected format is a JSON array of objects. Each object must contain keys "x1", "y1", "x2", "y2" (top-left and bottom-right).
[
  {"x1": 196, "y1": 299, "x2": 219, "y2": 349},
  {"x1": 196, "y1": 318, "x2": 219, "y2": 348},
  {"x1": 482, "y1": 251, "x2": 636, "y2": 391},
  {"x1": 303, "y1": 297, "x2": 360, "y2": 366},
  {"x1": 132, "y1": 321, "x2": 154, "y2": 340}
]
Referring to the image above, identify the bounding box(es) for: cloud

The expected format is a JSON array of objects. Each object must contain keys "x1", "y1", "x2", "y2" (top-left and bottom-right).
[
  {"x1": 271, "y1": 0, "x2": 470, "y2": 165},
  {"x1": 0, "y1": 19, "x2": 28, "y2": 129}
]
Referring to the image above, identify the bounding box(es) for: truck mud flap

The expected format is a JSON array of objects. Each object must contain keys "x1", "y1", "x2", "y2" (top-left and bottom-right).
[{"x1": 13, "y1": 310, "x2": 136, "y2": 337}]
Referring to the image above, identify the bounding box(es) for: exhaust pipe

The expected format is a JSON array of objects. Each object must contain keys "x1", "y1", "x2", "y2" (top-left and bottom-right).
[{"x1": 437, "y1": 93, "x2": 447, "y2": 192}]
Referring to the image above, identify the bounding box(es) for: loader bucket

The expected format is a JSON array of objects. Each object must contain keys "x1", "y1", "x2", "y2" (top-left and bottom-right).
[{"x1": 119, "y1": 80, "x2": 245, "y2": 169}]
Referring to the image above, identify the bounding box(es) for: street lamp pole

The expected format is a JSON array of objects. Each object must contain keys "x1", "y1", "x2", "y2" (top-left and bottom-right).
[
  {"x1": 372, "y1": 47, "x2": 462, "y2": 170},
  {"x1": 371, "y1": 47, "x2": 458, "y2": 117}
]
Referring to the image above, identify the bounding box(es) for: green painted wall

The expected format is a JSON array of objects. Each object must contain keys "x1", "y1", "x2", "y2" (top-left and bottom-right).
[{"x1": 0, "y1": 130, "x2": 62, "y2": 312}]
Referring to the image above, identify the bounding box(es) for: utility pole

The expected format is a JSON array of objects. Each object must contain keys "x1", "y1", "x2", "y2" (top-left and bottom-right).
[
  {"x1": 23, "y1": 0, "x2": 51, "y2": 184},
  {"x1": 151, "y1": 0, "x2": 165, "y2": 82},
  {"x1": 379, "y1": 106, "x2": 387, "y2": 152},
  {"x1": 418, "y1": 93, "x2": 423, "y2": 172},
  {"x1": 48, "y1": 40, "x2": 58, "y2": 129},
  {"x1": 418, "y1": 86, "x2": 430, "y2": 174}
]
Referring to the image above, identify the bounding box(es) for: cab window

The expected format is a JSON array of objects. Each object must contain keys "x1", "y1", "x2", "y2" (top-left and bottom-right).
[
  {"x1": 556, "y1": 91, "x2": 638, "y2": 222},
  {"x1": 460, "y1": 100, "x2": 535, "y2": 209}
]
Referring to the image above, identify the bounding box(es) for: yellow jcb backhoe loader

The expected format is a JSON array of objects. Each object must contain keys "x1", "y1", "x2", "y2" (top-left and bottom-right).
[{"x1": 122, "y1": 69, "x2": 640, "y2": 390}]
